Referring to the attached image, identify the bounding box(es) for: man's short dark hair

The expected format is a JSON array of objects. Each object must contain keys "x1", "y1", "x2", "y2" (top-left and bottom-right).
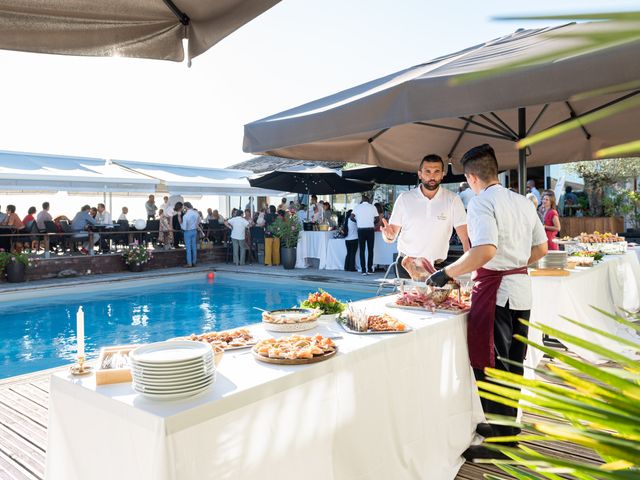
[
  {"x1": 81, "y1": 204, "x2": 91, "y2": 211},
  {"x1": 460, "y1": 144, "x2": 498, "y2": 181},
  {"x1": 269, "y1": 205, "x2": 276, "y2": 213},
  {"x1": 566, "y1": 186, "x2": 573, "y2": 193},
  {"x1": 419, "y1": 154, "x2": 444, "y2": 171},
  {"x1": 43, "y1": 202, "x2": 50, "y2": 210}
]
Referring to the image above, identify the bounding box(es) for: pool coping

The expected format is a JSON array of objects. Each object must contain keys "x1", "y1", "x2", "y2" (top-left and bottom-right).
[{"x1": 0, "y1": 263, "x2": 386, "y2": 302}]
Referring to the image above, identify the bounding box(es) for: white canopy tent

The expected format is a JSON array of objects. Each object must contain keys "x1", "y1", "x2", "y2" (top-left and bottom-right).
[
  {"x1": 112, "y1": 159, "x2": 282, "y2": 196},
  {"x1": 0, "y1": 151, "x2": 158, "y2": 193}
]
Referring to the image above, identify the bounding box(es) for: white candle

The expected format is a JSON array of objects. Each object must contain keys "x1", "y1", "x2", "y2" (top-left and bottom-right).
[{"x1": 77, "y1": 306, "x2": 85, "y2": 358}]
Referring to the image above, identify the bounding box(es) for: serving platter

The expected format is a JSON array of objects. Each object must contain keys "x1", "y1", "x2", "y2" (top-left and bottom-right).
[
  {"x1": 336, "y1": 317, "x2": 412, "y2": 335},
  {"x1": 252, "y1": 346, "x2": 337, "y2": 365},
  {"x1": 386, "y1": 302, "x2": 470, "y2": 314}
]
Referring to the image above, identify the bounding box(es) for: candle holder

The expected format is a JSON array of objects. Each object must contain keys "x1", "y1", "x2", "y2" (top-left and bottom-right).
[{"x1": 70, "y1": 355, "x2": 93, "y2": 376}]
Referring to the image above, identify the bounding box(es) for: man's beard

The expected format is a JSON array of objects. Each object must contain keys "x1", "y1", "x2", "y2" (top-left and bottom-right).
[{"x1": 421, "y1": 179, "x2": 441, "y2": 191}]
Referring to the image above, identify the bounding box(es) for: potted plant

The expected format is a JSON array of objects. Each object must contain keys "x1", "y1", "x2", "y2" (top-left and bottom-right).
[
  {"x1": 122, "y1": 242, "x2": 152, "y2": 272},
  {"x1": 268, "y1": 213, "x2": 301, "y2": 269},
  {"x1": 0, "y1": 248, "x2": 31, "y2": 283},
  {"x1": 300, "y1": 289, "x2": 346, "y2": 322}
]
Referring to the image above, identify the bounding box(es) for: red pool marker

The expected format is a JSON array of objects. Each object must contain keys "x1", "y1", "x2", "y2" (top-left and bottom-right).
[{"x1": 207, "y1": 272, "x2": 215, "y2": 280}]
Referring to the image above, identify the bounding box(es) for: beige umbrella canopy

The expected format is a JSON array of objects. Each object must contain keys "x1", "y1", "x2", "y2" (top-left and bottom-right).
[
  {"x1": 0, "y1": 0, "x2": 280, "y2": 62},
  {"x1": 243, "y1": 22, "x2": 640, "y2": 186}
]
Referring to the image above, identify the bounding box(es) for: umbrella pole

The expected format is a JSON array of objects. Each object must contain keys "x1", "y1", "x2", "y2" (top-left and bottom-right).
[{"x1": 518, "y1": 107, "x2": 527, "y2": 195}]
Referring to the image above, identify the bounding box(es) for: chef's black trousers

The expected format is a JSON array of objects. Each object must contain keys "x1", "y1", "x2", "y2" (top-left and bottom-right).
[{"x1": 473, "y1": 302, "x2": 530, "y2": 438}]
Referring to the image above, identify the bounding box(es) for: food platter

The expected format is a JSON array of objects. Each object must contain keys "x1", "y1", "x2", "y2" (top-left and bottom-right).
[
  {"x1": 261, "y1": 308, "x2": 320, "y2": 332},
  {"x1": 336, "y1": 317, "x2": 412, "y2": 335},
  {"x1": 252, "y1": 347, "x2": 337, "y2": 365},
  {"x1": 386, "y1": 302, "x2": 471, "y2": 314},
  {"x1": 170, "y1": 328, "x2": 257, "y2": 351},
  {"x1": 252, "y1": 334, "x2": 337, "y2": 365}
]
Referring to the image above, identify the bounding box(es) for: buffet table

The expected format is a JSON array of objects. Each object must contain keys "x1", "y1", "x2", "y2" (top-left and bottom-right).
[
  {"x1": 296, "y1": 230, "x2": 334, "y2": 268},
  {"x1": 296, "y1": 231, "x2": 398, "y2": 270},
  {"x1": 527, "y1": 249, "x2": 640, "y2": 367},
  {"x1": 46, "y1": 297, "x2": 483, "y2": 480}
]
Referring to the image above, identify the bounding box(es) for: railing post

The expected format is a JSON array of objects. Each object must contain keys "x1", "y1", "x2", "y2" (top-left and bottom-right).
[
  {"x1": 44, "y1": 235, "x2": 50, "y2": 259},
  {"x1": 89, "y1": 232, "x2": 94, "y2": 256}
]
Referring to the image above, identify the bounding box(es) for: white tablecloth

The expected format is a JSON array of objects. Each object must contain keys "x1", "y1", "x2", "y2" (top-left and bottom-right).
[
  {"x1": 324, "y1": 232, "x2": 398, "y2": 270},
  {"x1": 296, "y1": 231, "x2": 334, "y2": 268},
  {"x1": 527, "y1": 250, "x2": 640, "y2": 367},
  {"x1": 46, "y1": 297, "x2": 483, "y2": 480}
]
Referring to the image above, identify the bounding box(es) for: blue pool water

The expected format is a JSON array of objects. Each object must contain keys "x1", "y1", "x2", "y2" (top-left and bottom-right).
[{"x1": 0, "y1": 274, "x2": 373, "y2": 379}]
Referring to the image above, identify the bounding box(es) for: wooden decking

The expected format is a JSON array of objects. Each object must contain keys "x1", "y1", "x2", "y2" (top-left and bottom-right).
[
  {"x1": 0, "y1": 371, "x2": 51, "y2": 479},
  {"x1": 0, "y1": 362, "x2": 602, "y2": 480}
]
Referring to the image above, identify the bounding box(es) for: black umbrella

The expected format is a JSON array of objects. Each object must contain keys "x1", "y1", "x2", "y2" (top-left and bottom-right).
[
  {"x1": 342, "y1": 166, "x2": 418, "y2": 186},
  {"x1": 248, "y1": 165, "x2": 373, "y2": 194},
  {"x1": 342, "y1": 164, "x2": 465, "y2": 185}
]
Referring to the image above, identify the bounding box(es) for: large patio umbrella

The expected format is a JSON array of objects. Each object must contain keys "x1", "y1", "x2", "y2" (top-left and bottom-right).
[
  {"x1": 243, "y1": 22, "x2": 640, "y2": 192},
  {"x1": 249, "y1": 165, "x2": 373, "y2": 195},
  {"x1": 0, "y1": 0, "x2": 280, "y2": 62}
]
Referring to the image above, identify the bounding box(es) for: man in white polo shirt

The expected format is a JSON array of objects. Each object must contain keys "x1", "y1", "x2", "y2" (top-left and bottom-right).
[
  {"x1": 352, "y1": 194, "x2": 379, "y2": 275},
  {"x1": 381, "y1": 154, "x2": 470, "y2": 277},
  {"x1": 427, "y1": 144, "x2": 547, "y2": 460}
]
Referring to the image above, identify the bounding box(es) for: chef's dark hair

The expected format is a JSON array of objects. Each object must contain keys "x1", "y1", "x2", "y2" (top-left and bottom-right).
[
  {"x1": 419, "y1": 154, "x2": 444, "y2": 170},
  {"x1": 461, "y1": 144, "x2": 498, "y2": 181}
]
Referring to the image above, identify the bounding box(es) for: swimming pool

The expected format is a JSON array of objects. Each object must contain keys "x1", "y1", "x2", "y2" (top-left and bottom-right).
[{"x1": 0, "y1": 273, "x2": 374, "y2": 379}]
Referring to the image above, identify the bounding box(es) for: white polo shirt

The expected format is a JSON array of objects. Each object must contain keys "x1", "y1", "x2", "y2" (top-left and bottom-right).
[
  {"x1": 389, "y1": 186, "x2": 466, "y2": 262},
  {"x1": 467, "y1": 185, "x2": 547, "y2": 310},
  {"x1": 352, "y1": 201, "x2": 378, "y2": 229}
]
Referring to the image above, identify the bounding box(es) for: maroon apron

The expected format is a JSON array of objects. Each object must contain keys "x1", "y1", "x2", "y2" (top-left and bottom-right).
[{"x1": 468, "y1": 266, "x2": 529, "y2": 369}]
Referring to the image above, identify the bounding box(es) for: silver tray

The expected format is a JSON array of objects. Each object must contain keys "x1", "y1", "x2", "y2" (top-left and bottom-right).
[
  {"x1": 386, "y1": 302, "x2": 470, "y2": 314},
  {"x1": 336, "y1": 317, "x2": 412, "y2": 335}
]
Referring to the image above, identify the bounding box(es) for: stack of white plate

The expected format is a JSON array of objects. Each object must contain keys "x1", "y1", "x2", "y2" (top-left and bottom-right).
[
  {"x1": 538, "y1": 251, "x2": 568, "y2": 269},
  {"x1": 130, "y1": 341, "x2": 215, "y2": 400}
]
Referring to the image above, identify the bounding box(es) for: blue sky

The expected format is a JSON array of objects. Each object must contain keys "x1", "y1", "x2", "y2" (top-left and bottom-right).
[{"x1": 0, "y1": 0, "x2": 636, "y2": 168}]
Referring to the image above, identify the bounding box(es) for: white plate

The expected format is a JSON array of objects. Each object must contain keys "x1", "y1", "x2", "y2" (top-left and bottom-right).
[
  {"x1": 133, "y1": 370, "x2": 214, "y2": 386},
  {"x1": 131, "y1": 364, "x2": 215, "y2": 379},
  {"x1": 130, "y1": 341, "x2": 211, "y2": 364},
  {"x1": 132, "y1": 368, "x2": 213, "y2": 384},
  {"x1": 134, "y1": 375, "x2": 215, "y2": 394},
  {"x1": 135, "y1": 382, "x2": 214, "y2": 401},
  {"x1": 131, "y1": 351, "x2": 212, "y2": 368},
  {"x1": 134, "y1": 375, "x2": 215, "y2": 393},
  {"x1": 263, "y1": 319, "x2": 318, "y2": 332},
  {"x1": 130, "y1": 356, "x2": 213, "y2": 372}
]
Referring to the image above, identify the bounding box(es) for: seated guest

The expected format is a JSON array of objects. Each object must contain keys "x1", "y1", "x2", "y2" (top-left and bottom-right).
[
  {"x1": 22, "y1": 206, "x2": 37, "y2": 229},
  {"x1": 210, "y1": 209, "x2": 224, "y2": 224},
  {"x1": 289, "y1": 201, "x2": 296, "y2": 211},
  {"x1": 118, "y1": 206, "x2": 129, "y2": 221},
  {"x1": 70, "y1": 205, "x2": 99, "y2": 253},
  {"x1": 36, "y1": 202, "x2": 53, "y2": 230},
  {"x1": 206, "y1": 208, "x2": 215, "y2": 221},
  {"x1": 90, "y1": 206, "x2": 98, "y2": 218},
  {"x1": 3, "y1": 205, "x2": 25, "y2": 230},
  {"x1": 96, "y1": 203, "x2": 112, "y2": 225}
]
